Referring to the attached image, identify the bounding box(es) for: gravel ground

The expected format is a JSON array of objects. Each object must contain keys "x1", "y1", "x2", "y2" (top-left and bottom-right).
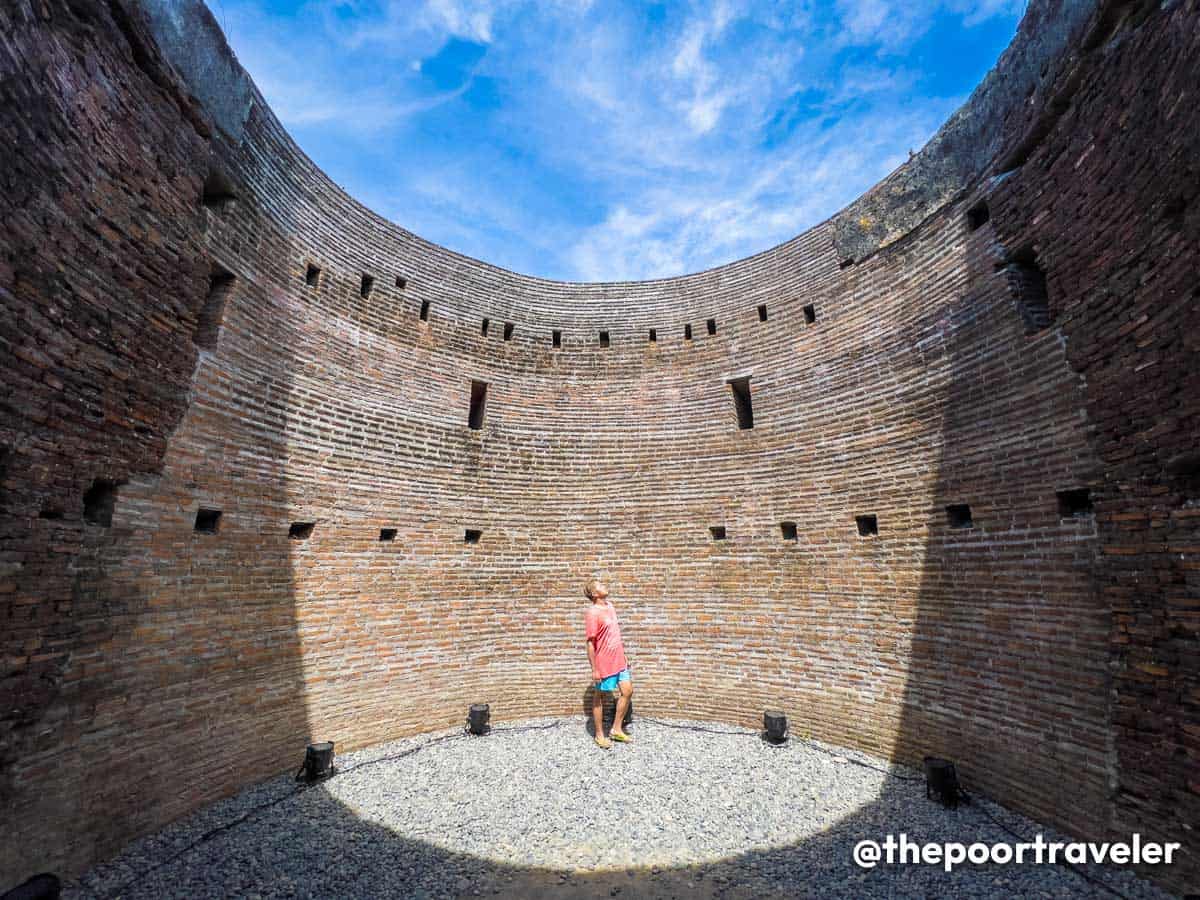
[{"x1": 64, "y1": 716, "x2": 1177, "y2": 900}]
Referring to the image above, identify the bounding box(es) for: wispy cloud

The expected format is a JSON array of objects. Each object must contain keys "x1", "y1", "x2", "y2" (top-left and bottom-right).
[{"x1": 218, "y1": 0, "x2": 1022, "y2": 280}]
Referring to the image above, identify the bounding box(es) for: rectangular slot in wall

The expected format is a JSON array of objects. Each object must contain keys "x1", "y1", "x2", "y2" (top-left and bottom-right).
[
  {"x1": 468, "y1": 380, "x2": 488, "y2": 430},
  {"x1": 803, "y1": 304, "x2": 816, "y2": 324},
  {"x1": 967, "y1": 202, "x2": 991, "y2": 231},
  {"x1": 289, "y1": 521, "x2": 315, "y2": 540},
  {"x1": 946, "y1": 504, "x2": 973, "y2": 529},
  {"x1": 855, "y1": 514, "x2": 878, "y2": 537},
  {"x1": 552, "y1": 330, "x2": 562, "y2": 348},
  {"x1": 1057, "y1": 488, "x2": 1093, "y2": 518},
  {"x1": 195, "y1": 508, "x2": 222, "y2": 534},
  {"x1": 419, "y1": 300, "x2": 430, "y2": 321},
  {"x1": 464, "y1": 528, "x2": 482, "y2": 544},
  {"x1": 1006, "y1": 247, "x2": 1052, "y2": 331},
  {"x1": 201, "y1": 168, "x2": 237, "y2": 212},
  {"x1": 648, "y1": 329, "x2": 657, "y2": 343},
  {"x1": 83, "y1": 479, "x2": 117, "y2": 527},
  {"x1": 481, "y1": 318, "x2": 490, "y2": 336},
  {"x1": 195, "y1": 265, "x2": 235, "y2": 349},
  {"x1": 305, "y1": 263, "x2": 321, "y2": 287},
  {"x1": 780, "y1": 521, "x2": 797, "y2": 541},
  {"x1": 706, "y1": 318, "x2": 717, "y2": 336},
  {"x1": 503, "y1": 322, "x2": 514, "y2": 341},
  {"x1": 379, "y1": 528, "x2": 397, "y2": 542},
  {"x1": 727, "y1": 376, "x2": 754, "y2": 430},
  {"x1": 684, "y1": 324, "x2": 693, "y2": 340},
  {"x1": 709, "y1": 526, "x2": 727, "y2": 541},
  {"x1": 396, "y1": 276, "x2": 407, "y2": 290},
  {"x1": 758, "y1": 304, "x2": 768, "y2": 322},
  {"x1": 599, "y1": 331, "x2": 610, "y2": 348},
  {"x1": 360, "y1": 274, "x2": 374, "y2": 299}
]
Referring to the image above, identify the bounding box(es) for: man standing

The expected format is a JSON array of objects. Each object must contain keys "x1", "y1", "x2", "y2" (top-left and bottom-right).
[{"x1": 584, "y1": 579, "x2": 632, "y2": 749}]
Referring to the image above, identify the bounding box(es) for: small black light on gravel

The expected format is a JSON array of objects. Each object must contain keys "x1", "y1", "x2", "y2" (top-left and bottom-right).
[
  {"x1": 763, "y1": 710, "x2": 788, "y2": 744},
  {"x1": 0, "y1": 872, "x2": 62, "y2": 900},
  {"x1": 468, "y1": 703, "x2": 491, "y2": 735},
  {"x1": 295, "y1": 741, "x2": 335, "y2": 783},
  {"x1": 924, "y1": 756, "x2": 968, "y2": 808}
]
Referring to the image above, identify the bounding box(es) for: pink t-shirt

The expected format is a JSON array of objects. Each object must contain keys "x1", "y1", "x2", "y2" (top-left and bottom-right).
[{"x1": 585, "y1": 601, "x2": 628, "y2": 679}]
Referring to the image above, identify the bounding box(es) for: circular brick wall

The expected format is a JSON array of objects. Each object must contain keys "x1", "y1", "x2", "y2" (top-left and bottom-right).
[{"x1": 3, "y1": 0, "x2": 1197, "y2": 891}]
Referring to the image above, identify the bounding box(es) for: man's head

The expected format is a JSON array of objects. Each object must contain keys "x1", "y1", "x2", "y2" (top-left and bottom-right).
[{"x1": 584, "y1": 579, "x2": 609, "y2": 602}]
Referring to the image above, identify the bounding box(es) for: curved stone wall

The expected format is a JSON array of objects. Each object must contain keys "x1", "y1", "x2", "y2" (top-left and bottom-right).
[{"x1": 1, "y1": 0, "x2": 1196, "y2": 892}]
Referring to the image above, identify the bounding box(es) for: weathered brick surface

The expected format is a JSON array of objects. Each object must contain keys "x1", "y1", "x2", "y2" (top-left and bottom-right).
[{"x1": 0, "y1": 0, "x2": 1196, "y2": 893}]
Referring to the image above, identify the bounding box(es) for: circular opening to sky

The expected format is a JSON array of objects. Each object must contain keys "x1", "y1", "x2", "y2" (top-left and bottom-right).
[{"x1": 215, "y1": 0, "x2": 1022, "y2": 282}]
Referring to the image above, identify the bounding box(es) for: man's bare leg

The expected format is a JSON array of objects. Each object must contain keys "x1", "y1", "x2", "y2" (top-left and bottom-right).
[
  {"x1": 592, "y1": 688, "x2": 608, "y2": 742},
  {"x1": 611, "y1": 680, "x2": 632, "y2": 737}
]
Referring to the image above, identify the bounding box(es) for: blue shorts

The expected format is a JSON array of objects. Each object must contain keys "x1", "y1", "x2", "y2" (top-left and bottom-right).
[{"x1": 595, "y1": 668, "x2": 630, "y2": 692}]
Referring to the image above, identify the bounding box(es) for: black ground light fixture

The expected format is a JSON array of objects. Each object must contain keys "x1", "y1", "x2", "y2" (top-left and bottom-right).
[
  {"x1": 468, "y1": 703, "x2": 491, "y2": 735},
  {"x1": 763, "y1": 710, "x2": 788, "y2": 744},
  {"x1": 924, "y1": 756, "x2": 969, "y2": 808},
  {"x1": 0, "y1": 873, "x2": 61, "y2": 900},
  {"x1": 295, "y1": 741, "x2": 335, "y2": 783}
]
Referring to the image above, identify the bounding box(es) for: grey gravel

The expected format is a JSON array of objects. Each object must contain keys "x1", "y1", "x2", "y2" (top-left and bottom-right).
[{"x1": 64, "y1": 716, "x2": 1176, "y2": 899}]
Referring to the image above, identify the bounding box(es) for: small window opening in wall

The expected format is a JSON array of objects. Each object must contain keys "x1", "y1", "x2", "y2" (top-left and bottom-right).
[
  {"x1": 599, "y1": 331, "x2": 610, "y2": 348},
  {"x1": 360, "y1": 274, "x2": 374, "y2": 299},
  {"x1": 706, "y1": 319, "x2": 717, "y2": 336},
  {"x1": 201, "y1": 168, "x2": 237, "y2": 211},
  {"x1": 757, "y1": 305, "x2": 768, "y2": 322},
  {"x1": 780, "y1": 521, "x2": 798, "y2": 541},
  {"x1": 648, "y1": 329, "x2": 657, "y2": 343},
  {"x1": 83, "y1": 479, "x2": 118, "y2": 527},
  {"x1": 709, "y1": 526, "x2": 727, "y2": 541},
  {"x1": 468, "y1": 380, "x2": 488, "y2": 430},
  {"x1": 39, "y1": 507, "x2": 63, "y2": 520},
  {"x1": 839, "y1": 258, "x2": 855, "y2": 270},
  {"x1": 946, "y1": 504, "x2": 973, "y2": 529},
  {"x1": 684, "y1": 324, "x2": 693, "y2": 341},
  {"x1": 289, "y1": 521, "x2": 315, "y2": 540},
  {"x1": 464, "y1": 528, "x2": 482, "y2": 544},
  {"x1": 419, "y1": 300, "x2": 430, "y2": 322},
  {"x1": 803, "y1": 304, "x2": 817, "y2": 325},
  {"x1": 396, "y1": 276, "x2": 408, "y2": 290},
  {"x1": 305, "y1": 263, "x2": 321, "y2": 287},
  {"x1": 481, "y1": 318, "x2": 490, "y2": 336},
  {"x1": 1057, "y1": 488, "x2": 1093, "y2": 519},
  {"x1": 967, "y1": 202, "x2": 991, "y2": 231},
  {"x1": 379, "y1": 528, "x2": 397, "y2": 542},
  {"x1": 552, "y1": 330, "x2": 561, "y2": 348},
  {"x1": 195, "y1": 508, "x2": 222, "y2": 534},
  {"x1": 503, "y1": 322, "x2": 514, "y2": 341},
  {"x1": 855, "y1": 514, "x2": 878, "y2": 537},
  {"x1": 1005, "y1": 246, "x2": 1052, "y2": 331},
  {"x1": 195, "y1": 265, "x2": 235, "y2": 349},
  {"x1": 728, "y1": 376, "x2": 754, "y2": 430}
]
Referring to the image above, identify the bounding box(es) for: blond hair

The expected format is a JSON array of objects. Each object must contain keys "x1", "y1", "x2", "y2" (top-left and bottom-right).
[{"x1": 584, "y1": 578, "x2": 603, "y2": 600}]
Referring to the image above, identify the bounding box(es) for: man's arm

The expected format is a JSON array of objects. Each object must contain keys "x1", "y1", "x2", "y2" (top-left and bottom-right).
[{"x1": 586, "y1": 636, "x2": 599, "y2": 681}]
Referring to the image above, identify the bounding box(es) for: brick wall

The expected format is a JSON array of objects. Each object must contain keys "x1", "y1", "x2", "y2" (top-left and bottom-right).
[{"x1": 0, "y1": 0, "x2": 1195, "y2": 893}]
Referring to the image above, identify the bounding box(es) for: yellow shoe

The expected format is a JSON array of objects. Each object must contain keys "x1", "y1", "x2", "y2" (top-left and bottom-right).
[
  {"x1": 595, "y1": 736, "x2": 612, "y2": 749},
  {"x1": 610, "y1": 732, "x2": 631, "y2": 743}
]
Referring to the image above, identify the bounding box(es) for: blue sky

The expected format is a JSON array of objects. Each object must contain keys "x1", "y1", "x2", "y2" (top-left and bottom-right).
[{"x1": 210, "y1": 0, "x2": 1024, "y2": 281}]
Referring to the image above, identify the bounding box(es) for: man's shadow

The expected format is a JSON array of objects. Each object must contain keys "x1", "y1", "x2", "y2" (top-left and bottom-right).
[{"x1": 579, "y1": 685, "x2": 633, "y2": 736}]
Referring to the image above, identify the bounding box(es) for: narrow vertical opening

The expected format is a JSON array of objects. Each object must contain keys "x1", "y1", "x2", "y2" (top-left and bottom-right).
[
  {"x1": 419, "y1": 300, "x2": 430, "y2": 322},
  {"x1": 599, "y1": 331, "x2": 610, "y2": 348},
  {"x1": 706, "y1": 319, "x2": 717, "y2": 336},
  {"x1": 194, "y1": 508, "x2": 222, "y2": 534},
  {"x1": 648, "y1": 329, "x2": 657, "y2": 343},
  {"x1": 946, "y1": 504, "x2": 973, "y2": 529},
  {"x1": 503, "y1": 322, "x2": 514, "y2": 341},
  {"x1": 195, "y1": 265, "x2": 235, "y2": 349},
  {"x1": 83, "y1": 479, "x2": 118, "y2": 528},
  {"x1": 684, "y1": 324, "x2": 693, "y2": 341},
  {"x1": 1056, "y1": 488, "x2": 1093, "y2": 518},
  {"x1": 305, "y1": 263, "x2": 321, "y2": 287},
  {"x1": 967, "y1": 202, "x2": 991, "y2": 231},
  {"x1": 481, "y1": 318, "x2": 490, "y2": 337},
  {"x1": 1005, "y1": 246, "x2": 1052, "y2": 331},
  {"x1": 360, "y1": 274, "x2": 374, "y2": 299},
  {"x1": 803, "y1": 304, "x2": 816, "y2": 325},
  {"x1": 552, "y1": 330, "x2": 562, "y2": 348},
  {"x1": 728, "y1": 377, "x2": 754, "y2": 430},
  {"x1": 468, "y1": 380, "x2": 488, "y2": 430},
  {"x1": 855, "y1": 515, "x2": 878, "y2": 537},
  {"x1": 289, "y1": 521, "x2": 315, "y2": 540},
  {"x1": 757, "y1": 305, "x2": 768, "y2": 322},
  {"x1": 780, "y1": 521, "x2": 798, "y2": 541}
]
